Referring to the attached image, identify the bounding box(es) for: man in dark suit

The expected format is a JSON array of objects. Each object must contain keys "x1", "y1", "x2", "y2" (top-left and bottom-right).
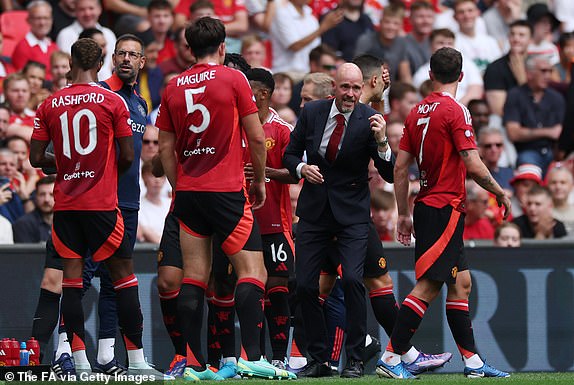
[{"x1": 283, "y1": 63, "x2": 393, "y2": 378}]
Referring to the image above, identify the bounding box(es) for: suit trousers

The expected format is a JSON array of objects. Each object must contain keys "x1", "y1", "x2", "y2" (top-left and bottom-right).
[{"x1": 295, "y1": 204, "x2": 368, "y2": 363}]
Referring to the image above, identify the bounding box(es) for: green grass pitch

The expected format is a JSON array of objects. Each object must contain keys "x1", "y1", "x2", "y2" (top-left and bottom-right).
[{"x1": 2, "y1": 372, "x2": 574, "y2": 384}]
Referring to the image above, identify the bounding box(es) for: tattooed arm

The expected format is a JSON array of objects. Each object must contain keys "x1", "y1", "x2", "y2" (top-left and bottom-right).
[{"x1": 460, "y1": 149, "x2": 511, "y2": 219}]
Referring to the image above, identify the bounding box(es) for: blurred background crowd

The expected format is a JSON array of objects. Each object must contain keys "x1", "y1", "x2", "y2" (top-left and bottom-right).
[{"x1": 1, "y1": 0, "x2": 574, "y2": 246}]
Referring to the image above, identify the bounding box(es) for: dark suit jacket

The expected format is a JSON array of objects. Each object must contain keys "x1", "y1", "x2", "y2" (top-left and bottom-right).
[{"x1": 283, "y1": 99, "x2": 394, "y2": 226}]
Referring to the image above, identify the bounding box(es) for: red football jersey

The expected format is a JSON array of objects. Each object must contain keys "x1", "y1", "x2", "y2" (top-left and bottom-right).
[
  {"x1": 400, "y1": 92, "x2": 476, "y2": 212},
  {"x1": 32, "y1": 83, "x2": 132, "y2": 211},
  {"x1": 249, "y1": 108, "x2": 293, "y2": 234},
  {"x1": 156, "y1": 63, "x2": 259, "y2": 192}
]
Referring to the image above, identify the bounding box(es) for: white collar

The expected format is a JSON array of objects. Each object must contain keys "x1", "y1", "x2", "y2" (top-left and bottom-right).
[{"x1": 25, "y1": 32, "x2": 52, "y2": 53}]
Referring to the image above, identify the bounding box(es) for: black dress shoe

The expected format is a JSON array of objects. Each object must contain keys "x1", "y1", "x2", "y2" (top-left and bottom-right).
[
  {"x1": 297, "y1": 361, "x2": 334, "y2": 378},
  {"x1": 341, "y1": 359, "x2": 364, "y2": 378}
]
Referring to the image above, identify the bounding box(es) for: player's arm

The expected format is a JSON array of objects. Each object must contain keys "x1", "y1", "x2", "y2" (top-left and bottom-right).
[
  {"x1": 243, "y1": 112, "x2": 267, "y2": 210},
  {"x1": 159, "y1": 130, "x2": 177, "y2": 189},
  {"x1": 394, "y1": 149, "x2": 415, "y2": 246},
  {"x1": 151, "y1": 154, "x2": 165, "y2": 178},
  {"x1": 29, "y1": 139, "x2": 55, "y2": 169},
  {"x1": 460, "y1": 148, "x2": 511, "y2": 219},
  {"x1": 265, "y1": 167, "x2": 299, "y2": 184},
  {"x1": 116, "y1": 136, "x2": 134, "y2": 177}
]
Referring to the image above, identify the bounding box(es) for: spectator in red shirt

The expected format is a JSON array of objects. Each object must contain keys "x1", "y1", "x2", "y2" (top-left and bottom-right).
[
  {"x1": 0, "y1": 32, "x2": 16, "y2": 95},
  {"x1": 4, "y1": 73, "x2": 35, "y2": 142},
  {"x1": 12, "y1": 1, "x2": 59, "y2": 78},
  {"x1": 174, "y1": 0, "x2": 248, "y2": 53},
  {"x1": 146, "y1": 0, "x2": 175, "y2": 64},
  {"x1": 463, "y1": 179, "x2": 495, "y2": 240},
  {"x1": 158, "y1": 27, "x2": 195, "y2": 76}
]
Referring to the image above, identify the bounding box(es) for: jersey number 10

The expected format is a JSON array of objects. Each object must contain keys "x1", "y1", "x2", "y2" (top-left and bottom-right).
[{"x1": 59, "y1": 109, "x2": 97, "y2": 159}]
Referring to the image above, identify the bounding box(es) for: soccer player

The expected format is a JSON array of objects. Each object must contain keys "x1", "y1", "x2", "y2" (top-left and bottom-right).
[
  {"x1": 156, "y1": 17, "x2": 291, "y2": 381},
  {"x1": 377, "y1": 47, "x2": 511, "y2": 379},
  {"x1": 29, "y1": 38, "x2": 169, "y2": 380},
  {"x1": 30, "y1": 34, "x2": 150, "y2": 377},
  {"x1": 244, "y1": 68, "x2": 297, "y2": 371}
]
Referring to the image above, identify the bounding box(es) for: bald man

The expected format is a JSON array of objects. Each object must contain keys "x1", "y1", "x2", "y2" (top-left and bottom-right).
[{"x1": 283, "y1": 63, "x2": 394, "y2": 378}]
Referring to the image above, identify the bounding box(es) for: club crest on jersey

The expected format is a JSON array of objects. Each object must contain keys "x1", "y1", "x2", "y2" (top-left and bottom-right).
[
  {"x1": 157, "y1": 250, "x2": 163, "y2": 263},
  {"x1": 378, "y1": 257, "x2": 387, "y2": 269},
  {"x1": 451, "y1": 266, "x2": 458, "y2": 278},
  {"x1": 465, "y1": 129, "x2": 473, "y2": 138},
  {"x1": 265, "y1": 138, "x2": 275, "y2": 150}
]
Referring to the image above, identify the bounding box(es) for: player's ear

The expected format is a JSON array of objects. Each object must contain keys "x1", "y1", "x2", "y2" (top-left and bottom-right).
[{"x1": 458, "y1": 71, "x2": 464, "y2": 82}]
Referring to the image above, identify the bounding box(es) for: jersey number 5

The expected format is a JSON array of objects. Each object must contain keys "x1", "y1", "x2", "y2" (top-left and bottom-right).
[
  {"x1": 417, "y1": 117, "x2": 430, "y2": 164},
  {"x1": 185, "y1": 86, "x2": 210, "y2": 133},
  {"x1": 59, "y1": 109, "x2": 97, "y2": 159}
]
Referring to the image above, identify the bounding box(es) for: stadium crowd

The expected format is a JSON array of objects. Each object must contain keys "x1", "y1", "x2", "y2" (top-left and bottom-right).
[{"x1": 0, "y1": 0, "x2": 571, "y2": 380}]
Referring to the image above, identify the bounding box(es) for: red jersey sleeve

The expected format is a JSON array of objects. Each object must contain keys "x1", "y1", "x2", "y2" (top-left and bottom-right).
[
  {"x1": 449, "y1": 103, "x2": 477, "y2": 152},
  {"x1": 233, "y1": 71, "x2": 258, "y2": 118},
  {"x1": 32, "y1": 103, "x2": 50, "y2": 141},
  {"x1": 399, "y1": 114, "x2": 415, "y2": 155},
  {"x1": 155, "y1": 91, "x2": 175, "y2": 133},
  {"x1": 113, "y1": 96, "x2": 133, "y2": 138}
]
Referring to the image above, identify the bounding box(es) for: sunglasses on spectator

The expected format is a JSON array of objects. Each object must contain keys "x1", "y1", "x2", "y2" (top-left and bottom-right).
[
  {"x1": 143, "y1": 139, "x2": 159, "y2": 145},
  {"x1": 482, "y1": 143, "x2": 503, "y2": 149},
  {"x1": 322, "y1": 64, "x2": 337, "y2": 71}
]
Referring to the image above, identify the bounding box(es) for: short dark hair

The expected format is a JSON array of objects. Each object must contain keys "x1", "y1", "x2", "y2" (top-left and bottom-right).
[
  {"x1": 509, "y1": 19, "x2": 533, "y2": 35},
  {"x1": 467, "y1": 98, "x2": 488, "y2": 110},
  {"x1": 36, "y1": 175, "x2": 55, "y2": 189},
  {"x1": 115, "y1": 33, "x2": 144, "y2": 54},
  {"x1": 352, "y1": 54, "x2": 384, "y2": 81},
  {"x1": 22, "y1": 60, "x2": 46, "y2": 74},
  {"x1": 246, "y1": 67, "x2": 274, "y2": 93},
  {"x1": 71, "y1": 38, "x2": 103, "y2": 71},
  {"x1": 147, "y1": 0, "x2": 172, "y2": 12},
  {"x1": 190, "y1": 0, "x2": 214, "y2": 14},
  {"x1": 430, "y1": 47, "x2": 462, "y2": 84},
  {"x1": 185, "y1": 16, "x2": 225, "y2": 59},
  {"x1": 79, "y1": 27, "x2": 103, "y2": 40},
  {"x1": 309, "y1": 44, "x2": 337, "y2": 64},
  {"x1": 527, "y1": 184, "x2": 552, "y2": 199},
  {"x1": 558, "y1": 32, "x2": 574, "y2": 49},
  {"x1": 430, "y1": 28, "x2": 455, "y2": 42},
  {"x1": 389, "y1": 82, "x2": 416, "y2": 104},
  {"x1": 411, "y1": 0, "x2": 434, "y2": 13}
]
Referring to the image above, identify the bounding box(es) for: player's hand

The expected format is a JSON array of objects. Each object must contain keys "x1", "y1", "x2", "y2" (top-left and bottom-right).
[
  {"x1": 244, "y1": 163, "x2": 254, "y2": 182},
  {"x1": 369, "y1": 114, "x2": 387, "y2": 143},
  {"x1": 301, "y1": 164, "x2": 324, "y2": 184},
  {"x1": 396, "y1": 215, "x2": 413, "y2": 246},
  {"x1": 382, "y1": 66, "x2": 391, "y2": 91},
  {"x1": 496, "y1": 192, "x2": 512, "y2": 220},
  {"x1": 250, "y1": 180, "x2": 266, "y2": 210}
]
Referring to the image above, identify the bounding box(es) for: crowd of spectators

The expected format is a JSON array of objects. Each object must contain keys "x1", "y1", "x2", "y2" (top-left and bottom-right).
[{"x1": 1, "y1": 0, "x2": 574, "y2": 245}]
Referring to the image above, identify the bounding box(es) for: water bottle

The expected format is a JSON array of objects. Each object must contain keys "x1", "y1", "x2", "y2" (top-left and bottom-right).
[
  {"x1": 26, "y1": 337, "x2": 40, "y2": 366},
  {"x1": 0, "y1": 338, "x2": 9, "y2": 366},
  {"x1": 19, "y1": 342, "x2": 29, "y2": 366},
  {"x1": 10, "y1": 339, "x2": 19, "y2": 366}
]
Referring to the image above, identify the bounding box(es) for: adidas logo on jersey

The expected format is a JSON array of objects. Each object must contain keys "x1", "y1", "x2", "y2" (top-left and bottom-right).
[{"x1": 275, "y1": 263, "x2": 288, "y2": 272}]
